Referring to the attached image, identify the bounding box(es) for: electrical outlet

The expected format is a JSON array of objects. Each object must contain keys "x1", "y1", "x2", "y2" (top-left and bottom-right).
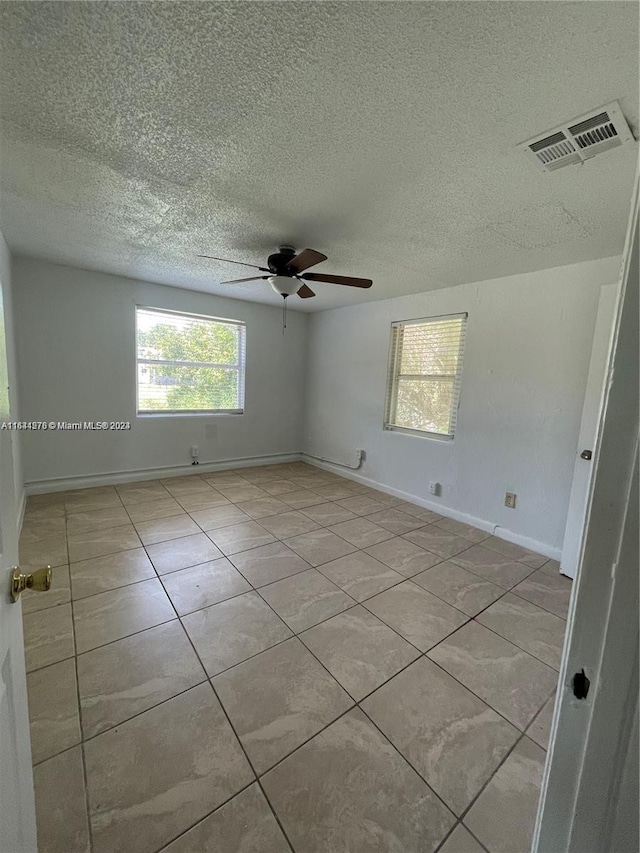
[
  {"x1": 505, "y1": 492, "x2": 517, "y2": 509},
  {"x1": 356, "y1": 449, "x2": 366, "y2": 462},
  {"x1": 191, "y1": 445, "x2": 199, "y2": 458},
  {"x1": 429, "y1": 481, "x2": 441, "y2": 496}
]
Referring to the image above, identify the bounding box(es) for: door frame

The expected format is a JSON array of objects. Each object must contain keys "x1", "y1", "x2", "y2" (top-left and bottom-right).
[
  {"x1": 533, "y1": 168, "x2": 639, "y2": 852},
  {"x1": 559, "y1": 281, "x2": 618, "y2": 579}
]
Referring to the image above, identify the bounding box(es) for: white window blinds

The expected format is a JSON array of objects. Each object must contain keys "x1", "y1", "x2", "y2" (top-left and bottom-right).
[
  {"x1": 384, "y1": 313, "x2": 467, "y2": 438},
  {"x1": 136, "y1": 307, "x2": 246, "y2": 415}
]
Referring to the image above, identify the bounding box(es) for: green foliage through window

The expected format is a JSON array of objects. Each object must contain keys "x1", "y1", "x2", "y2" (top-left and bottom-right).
[
  {"x1": 136, "y1": 307, "x2": 245, "y2": 414},
  {"x1": 385, "y1": 315, "x2": 467, "y2": 437}
]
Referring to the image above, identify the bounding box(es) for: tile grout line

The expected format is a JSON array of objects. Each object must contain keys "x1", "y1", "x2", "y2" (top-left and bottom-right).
[
  {"x1": 65, "y1": 506, "x2": 95, "y2": 853},
  {"x1": 508, "y1": 586, "x2": 571, "y2": 621},
  {"x1": 66, "y1": 486, "x2": 127, "y2": 853},
  {"x1": 355, "y1": 694, "x2": 547, "y2": 853},
  {"x1": 116, "y1": 554, "x2": 290, "y2": 853},
  {"x1": 432, "y1": 816, "x2": 491, "y2": 853},
  {"x1": 32, "y1": 678, "x2": 209, "y2": 766},
  {"x1": 419, "y1": 652, "x2": 557, "y2": 746},
  {"x1": 471, "y1": 613, "x2": 565, "y2": 671},
  {"x1": 197, "y1": 610, "x2": 497, "y2": 848},
  {"x1": 454, "y1": 729, "x2": 537, "y2": 833},
  {"x1": 418, "y1": 644, "x2": 558, "y2": 734},
  {"x1": 157, "y1": 572, "x2": 300, "y2": 853},
  {"x1": 353, "y1": 702, "x2": 466, "y2": 827},
  {"x1": 252, "y1": 782, "x2": 296, "y2": 853},
  {"x1": 24, "y1": 466, "x2": 559, "y2": 853},
  {"x1": 28, "y1": 543, "x2": 562, "y2": 695},
  {"x1": 243, "y1": 512, "x2": 561, "y2": 731},
  {"x1": 147, "y1": 777, "x2": 261, "y2": 853},
  {"x1": 62, "y1": 487, "x2": 471, "y2": 596},
  {"x1": 30, "y1": 529, "x2": 561, "y2": 709},
  {"x1": 237, "y1": 586, "x2": 503, "y2": 826},
  {"x1": 79, "y1": 574, "x2": 547, "y2": 758}
]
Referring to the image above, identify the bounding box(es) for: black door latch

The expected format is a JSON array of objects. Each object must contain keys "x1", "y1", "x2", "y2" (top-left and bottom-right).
[
  {"x1": 580, "y1": 450, "x2": 593, "y2": 460},
  {"x1": 572, "y1": 669, "x2": 590, "y2": 699}
]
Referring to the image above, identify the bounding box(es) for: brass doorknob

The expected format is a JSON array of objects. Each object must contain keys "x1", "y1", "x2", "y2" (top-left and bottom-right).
[{"x1": 11, "y1": 566, "x2": 52, "y2": 603}]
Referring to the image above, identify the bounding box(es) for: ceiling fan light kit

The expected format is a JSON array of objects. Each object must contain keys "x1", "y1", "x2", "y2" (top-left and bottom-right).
[{"x1": 268, "y1": 275, "x2": 301, "y2": 297}]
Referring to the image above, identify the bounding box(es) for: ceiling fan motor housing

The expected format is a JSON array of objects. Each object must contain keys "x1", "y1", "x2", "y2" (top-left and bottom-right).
[{"x1": 267, "y1": 245, "x2": 297, "y2": 275}]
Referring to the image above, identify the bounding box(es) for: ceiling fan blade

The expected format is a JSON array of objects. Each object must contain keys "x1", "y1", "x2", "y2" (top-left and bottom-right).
[
  {"x1": 296, "y1": 284, "x2": 316, "y2": 298},
  {"x1": 220, "y1": 275, "x2": 270, "y2": 284},
  {"x1": 301, "y1": 272, "x2": 372, "y2": 289},
  {"x1": 286, "y1": 248, "x2": 327, "y2": 275},
  {"x1": 198, "y1": 254, "x2": 270, "y2": 272}
]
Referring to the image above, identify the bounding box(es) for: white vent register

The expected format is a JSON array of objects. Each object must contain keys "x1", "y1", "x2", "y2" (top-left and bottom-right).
[{"x1": 518, "y1": 101, "x2": 635, "y2": 173}]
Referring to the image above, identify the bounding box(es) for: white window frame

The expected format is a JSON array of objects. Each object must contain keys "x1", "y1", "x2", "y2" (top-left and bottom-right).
[
  {"x1": 383, "y1": 312, "x2": 467, "y2": 439},
  {"x1": 135, "y1": 306, "x2": 246, "y2": 417}
]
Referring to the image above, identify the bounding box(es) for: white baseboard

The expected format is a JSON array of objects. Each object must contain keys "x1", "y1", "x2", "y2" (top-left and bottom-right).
[
  {"x1": 24, "y1": 452, "x2": 304, "y2": 495},
  {"x1": 491, "y1": 526, "x2": 561, "y2": 562},
  {"x1": 303, "y1": 455, "x2": 561, "y2": 561},
  {"x1": 22, "y1": 449, "x2": 561, "y2": 561}
]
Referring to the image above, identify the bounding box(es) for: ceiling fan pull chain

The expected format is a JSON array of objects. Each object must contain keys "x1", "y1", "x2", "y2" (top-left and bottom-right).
[{"x1": 282, "y1": 295, "x2": 287, "y2": 335}]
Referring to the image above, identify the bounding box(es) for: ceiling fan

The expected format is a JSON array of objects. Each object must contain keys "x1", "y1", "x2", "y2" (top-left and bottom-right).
[{"x1": 197, "y1": 245, "x2": 373, "y2": 300}]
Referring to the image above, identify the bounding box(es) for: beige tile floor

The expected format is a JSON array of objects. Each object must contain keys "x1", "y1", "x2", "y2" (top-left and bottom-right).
[{"x1": 21, "y1": 462, "x2": 571, "y2": 853}]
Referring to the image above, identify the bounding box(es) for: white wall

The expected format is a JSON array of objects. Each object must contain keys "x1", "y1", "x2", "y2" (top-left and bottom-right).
[
  {"x1": 13, "y1": 258, "x2": 308, "y2": 486},
  {"x1": 304, "y1": 256, "x2": 622, "y2": 554},
  {"x1": 11, "y1": 253, "x2": 623, "y2": 554},
  {"x1": 0, "y1": 232, "x2": 24, "y2": 521}
]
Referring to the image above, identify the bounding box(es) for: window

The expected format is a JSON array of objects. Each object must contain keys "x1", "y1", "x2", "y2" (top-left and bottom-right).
[
  {"x1": 384, "y1": 313, "x2": 467, "y2": 438},
  {"x1": 136, "y1": 307, "x2": 246, "y2": 415}
]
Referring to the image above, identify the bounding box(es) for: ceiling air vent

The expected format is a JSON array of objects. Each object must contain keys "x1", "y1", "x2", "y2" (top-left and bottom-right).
[{"x1": 518, "y1": 101, "x2": 635, "y2": 173}]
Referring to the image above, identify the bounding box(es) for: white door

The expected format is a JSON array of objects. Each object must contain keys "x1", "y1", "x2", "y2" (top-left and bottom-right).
[
  {"x1": 0, "y1": 277, "x2": 37, "y2": 849},
  {"x1": 560, "y1": 282, "x2": 618, "y2": 579},
  {"x1": 534, "y1": 176, "x2": 638, "y2": 852}
]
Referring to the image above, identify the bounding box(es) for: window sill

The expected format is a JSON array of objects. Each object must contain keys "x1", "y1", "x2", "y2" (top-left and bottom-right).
[
  {"x1": 137, "y1": 411, "x2": 244, "y2": 419},
  {"x1": 383, "y1": 425, "x2": 454, "y2": 442}
]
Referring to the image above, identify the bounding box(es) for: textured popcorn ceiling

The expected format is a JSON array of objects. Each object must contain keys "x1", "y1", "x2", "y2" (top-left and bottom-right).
[{"x1": 0, "y1": 1, "x2": 638, "y2": 311}]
